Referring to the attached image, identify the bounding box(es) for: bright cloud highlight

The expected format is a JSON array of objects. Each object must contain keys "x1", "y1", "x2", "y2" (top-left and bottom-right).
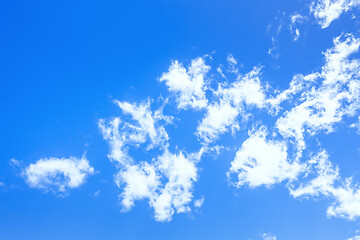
[{"x1": 24, "y1": 156, "x2": 94, "y2": 193}]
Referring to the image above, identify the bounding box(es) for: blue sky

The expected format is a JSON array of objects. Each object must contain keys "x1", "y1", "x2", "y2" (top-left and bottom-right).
[{"x1": 1, "y1": 0, "x2": 360, "y2": 239}]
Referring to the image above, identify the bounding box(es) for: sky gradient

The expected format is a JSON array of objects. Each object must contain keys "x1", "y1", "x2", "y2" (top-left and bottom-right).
[{"x1": 1, "y1": 0, "x2": 360, "y2": 239}]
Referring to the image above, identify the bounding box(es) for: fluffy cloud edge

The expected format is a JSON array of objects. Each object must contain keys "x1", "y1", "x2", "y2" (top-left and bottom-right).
[
  {"x1": 311, "y1": 0, "x2": 360, "y2": 28},
  {"x1": 24, "y1": 155, "x2": 94, "y2": 194}
]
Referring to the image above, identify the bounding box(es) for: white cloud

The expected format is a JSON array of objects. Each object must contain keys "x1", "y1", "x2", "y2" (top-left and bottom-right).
[
  {"x1": 265, "y1": 35, "x2": 360, "y2": 220},
  {"x1": 151, "y1": 149, "x2": 199, "y2": 221},
  {"x1": 160, "y1": 57, "x2": 210, "y2": 110},
  {"x1": 228, "y1": 127, "x2": 305, "y2": 188},
  {"x1": 349, "y1": 116, "x2": 360, "y2": 133},
  {"x1": 197, "y1": 100, "x2": 240, "y2": 143},
  {"x1": 310, "y1": 0, "x2": 360, "y2": 28},
  {"x1": 291, "y1": 14, "x2": 306, "y2": 24},
  {"x1": 349, "y1": 236, "x2": 360, "y2": 240},
  {"x1": 322, "y1": 34, "x2": 360, "y2": 86},
  {"x1": 290, "y1": 150, "x2": 360, "y2": 220},
  {"x1": 262, "y1": 233, "x2": 277, "y2": 240},
  {"x1": 227, "y1": 54, "x2": 237, "y2": 65},
  {"x1": 267, "y1": 73, "x2": 318, "y2": 114},
  {"x1": 116, "y1": 149, "x2": 201, "y2": 222},
  {"x1": 289, "y1": 151, "x2": 338, "y2": 198},
  {"x1": 194, "y1": 197, "x2": 205, "y2": 208},
  {"x1": 266, "y1": 13, "x2": 285, "y2": 59},
  {"x1": 217, "y1": 67, "x2": 266, "y2": 108},
  {"x1": 118, "y1": 162, "x2": 160, "y2": 210},
  {"x1": 9, "y1": 158, "x2": 22, "y2": 167},
  {"x1": 348, "y1": 231, "x2": 360, "y2": 240},
  {"x1": 98, "y1": 100, "x2": 172, "y2": 165},
  {"x1": 100, "y1": 35, "x2": 360, "y2": 222},
  {"x1": 227, "y1": 54, "x2": 239, "y2": 74},
  {"x1": 24, "y1": 156, "x2": 94, "y2": 193},
  {"x1": 100, "y1": 99, "x2": 203, "y2": 221},
  {"x1": 92, "y1": 190, "x2": 101, "y2": 198},
  {"x1": 197, "y1": 66, "x2": 266, "y2": 143},
  {"x1": 289, "y1": 14, "x2": 307, "y2": 41},
  {"x1": 275, "y1": 34, "x2": 360, "y2": 157},
  {"x1": 268, "y1": 37, "x2": 280, "y2": 59},
  {"x1": 260, "y1": 34, "x2": 360, "y2": 219},
  {"x1": 115, "y1": 100, "x2": 172, "y2": 149},
  {"x1": 99, "y1": 117, "x2": 131, "y2": 166}
]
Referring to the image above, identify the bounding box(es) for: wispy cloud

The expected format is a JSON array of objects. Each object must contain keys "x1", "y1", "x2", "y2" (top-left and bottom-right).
[
  {"x1": 194, "y1": 197, "x2": 205, "y2": 208},
  {"x1": 262, "y1": 233, "x2": 277, "y2": 240},
  {"x1": 275, "y1": 34, "x2": 360, "y2": 157},
  {"x1": 290, "y1": 150, "x2": 360, "y2": 220},
  {"x1": 289, "y1": 14, "x2": 307, "y2": 41}
]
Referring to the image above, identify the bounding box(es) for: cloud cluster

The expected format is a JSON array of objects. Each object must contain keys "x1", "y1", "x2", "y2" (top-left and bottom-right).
[
  {"x1": 311, "y1": 0, "x2": 360, "y2": 28},
  {"x1": 290, "y1": 150, "x2": 360, "y2": 220},
  {"x1": 197, "y1": 67, "x2": 266, "y2": 143},
  {"x1": 118, "y1": 149, "x2": 200, "y2": 222},
  {"x1": 20, "y1": 30, "x2": 360, "y2": 224},
  {"x1": 19, "y1": 32, "x2": 360, "y2": 224},
  {"x1": 99, "y1": 33, "x2": 360, "y2": 221},
  {"x1": 242, "y1": 34, "x2": 360, "y2": 219},
  {"x1": 100, "y1": 100, "x2": 203, "y2": 221},
  {"x1": 276, "y1": 34, "x2": 360, "y2": 156}
]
